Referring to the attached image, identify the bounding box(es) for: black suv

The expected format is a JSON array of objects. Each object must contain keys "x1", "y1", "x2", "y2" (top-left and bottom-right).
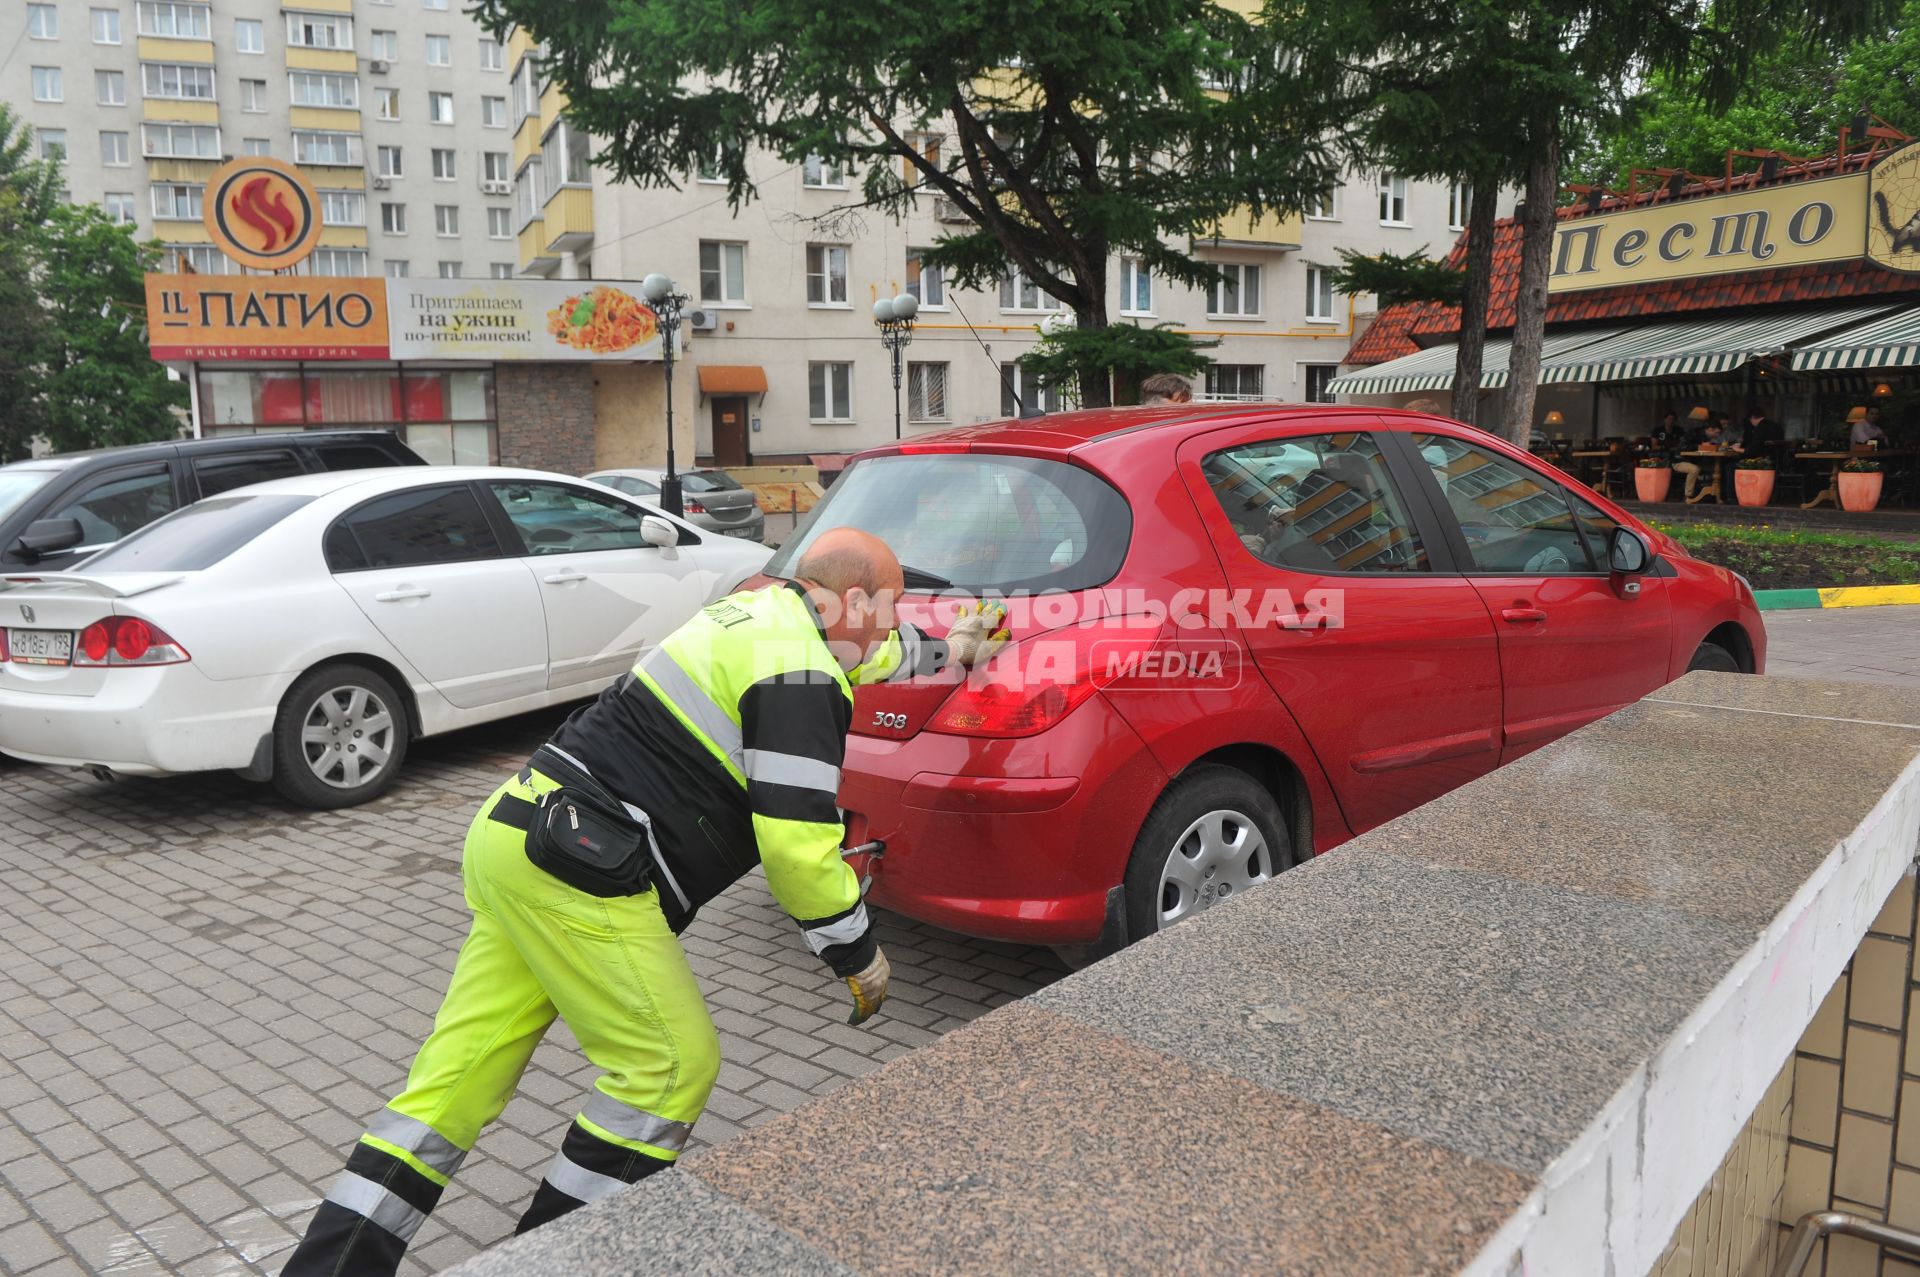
[{"x1": 0, "y1": 430, "x2": 426, "y2": 572}]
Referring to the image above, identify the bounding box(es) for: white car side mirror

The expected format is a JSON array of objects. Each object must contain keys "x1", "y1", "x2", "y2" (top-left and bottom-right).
[{"x1": 641, "y1": 515, "x2": 679, "y2": 549}]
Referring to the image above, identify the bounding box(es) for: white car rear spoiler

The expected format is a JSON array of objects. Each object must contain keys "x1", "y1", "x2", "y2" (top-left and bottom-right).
[{"x1": 0, "y1": 572, "x2": 185, "y2": 599}]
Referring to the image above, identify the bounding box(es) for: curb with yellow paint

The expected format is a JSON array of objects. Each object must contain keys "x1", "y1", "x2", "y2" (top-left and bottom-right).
[{"x1": 1753, "y1": 583, "x2": 1920, "y2": 611}]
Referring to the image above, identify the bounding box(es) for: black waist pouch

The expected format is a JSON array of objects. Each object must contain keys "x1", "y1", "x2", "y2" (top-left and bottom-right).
[{"x1": 523, "y1": 746, "x2": 653, "y2": 898}]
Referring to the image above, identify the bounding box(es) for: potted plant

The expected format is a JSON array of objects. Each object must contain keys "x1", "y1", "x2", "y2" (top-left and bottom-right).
[
  {"x1": 1634, "y1": 455, "x2": 1673, "y2": 503},
  {"x1": 1734, "y1": 455, "x2": 1776, "y2": 507},
  {"x1": 1839, "y1": 458, "x2": 1884, "y2": 512}
]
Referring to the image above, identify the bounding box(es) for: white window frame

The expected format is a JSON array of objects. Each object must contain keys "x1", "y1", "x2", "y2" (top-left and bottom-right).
[
  {"x1": 425, "y1": 34, "x2": 450, "y2": 66},
  {"x1": 699, "y1": 240, "x2": 747, "y2": 306},
  {"x1": 293, "y1": 130, "x2": 361, "y2": 167},
  {"x1": 307, "y1": 248, "x2": 369, "y2": 277},
  {"x1": 478, "y1": 38, "x2": 503, "y2": 71},
  {"x1": 481, "y1": 96, "x2": 506, "y2": 129},
  {"x1": 31, "y1": 68, "x2": 63, "y2": 103},
  {"x1": 235, "y1": 18, "x2": 264, "y2": 54},
  {"x1": 1447, "y1": 181, "x2": 1470, "y2": 232},
  {"x1": 1203, "y1": 364, "x2": 1265, "y2": 402},
  {"x1": 96, "y1": 70, "x2": 126, "y2": 107},
  {"x1": 376, "y1": 87, "x2": 400, "y2": 121},
  {"x1": 1305, "y1": 187, "x2": 1337, "y2": 221},
  {"x1": 430, "y1": 148, "x2": 456, "y2": 181},
  {"x1": 511, "y1": 57, "x2": 539, "y2": 131},
  {"x1": 438, "y1": 260, "x2": 463, "y2": 279},
  {"x1": 1000, "y1": 362, "x2": 1063, "y2": 416},
  {"x1": 998, "y1": 265, "x2": 1064, "y2": 313},
  {"x1": 285, "y1": 11, "x2": 353, "y2": 51},
  {"x1": 104, "y1": 193, "x2": 137, "y2": 225},
  {"x1": 381, "y1": 202, "x2": 407, "y2": 235},
  {"x1": 386, "y1": 260, "x2": 411, "y2": 278},
  {"x1": 907, "y1": 362, "x2": 949, "y2": 423},
  {"x1": 514, "y1": 158, "x2": 542, "y2": 230},
  {"x1": 28, "y1": 5, "x2": 59, "y2": 40},
  {"x1": 141, "y1": 122, "x2": 219, "y2": 159},
  {"x1": 805, "y1": 244, "x2": 849, "y2": 307},
  {"x1": 166, "y1": 244, "x2": 228, "y2": 274},
  {"x1": 540, "y1": 118, "x2": 591, "y2": 190},
  {"x1": 434, "y1": 204, "x2": 459, "y2": 237},
  {"x1": 100, "y1": 131, "x2": 131, "y2": 166},
  {"x1": 1120, "y1": 257, "x2": 1152, "y2": 316},
  {"x1": 150, "y1": 183, "x2": 205, "y2": 221},
  {"x1": 809, "y1": 362, "x2": 854, "y2": 423},
  {"x1": 428, "y1": 91, "x2": 454, "y2": 125},
  {"x1": 801, "y1": 154, "x2": 846, "y2": 189},
  {"x1": 136, "y1": 3, "x2": 211, "y2": 40},
  {"x1": 1305, "y1": 264, "x2": 1336, "y2": 323},
  {"x1": 242, "y1": 137, "x2": 270, "y2": 156},
  {"x1": 239, "y1": 78, "x2": 266, "y2": 112},
  {"x1": 1300, "y1": 362, "x2": 1339, "y2": 404},
  {"x1": 141, "y1": 62, "x2": 216, "y2": 101},
  {"x1": 486, "y1": 207, "x2": 511, "y2": 239},
  {"x1": 490, "y1": 262, "x2": 514, "y2": 279},
  {"x1": 91, "y1": 8, "x2": 121, "y2": 44},
  {"x1": 906, "y1": 250, "x2": 946, "y2": 310},
  {"x1": 38, "y1": 130, "x2": 68, "y2": 163},
  {"x1": 320, "y1": 190, "x2": 365, "y2": 227},
  {"x1": 370, "y1": 29, "x2": 397, "y2": 60},
  {"x1": 1207, "y1": 262, "x2": 1262, "y2": 319},
  {"x1": 289, "y1": 71, "x2": 358, "y2": 109},
  {"x1": 1378, "y1": 173, "x2": 1409, "y2": 226},
  {"x1": 482, "y1": 151, "x2": 510, "y2": 183},
  {"x1": 377, "y1": 145, "x2": 404, "y2": 178}
]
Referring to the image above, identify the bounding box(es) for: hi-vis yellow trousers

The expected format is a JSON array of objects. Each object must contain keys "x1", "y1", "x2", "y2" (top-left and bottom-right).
[{"x1": 282, "y1": 770, "x2": 721, "y2": 1277}]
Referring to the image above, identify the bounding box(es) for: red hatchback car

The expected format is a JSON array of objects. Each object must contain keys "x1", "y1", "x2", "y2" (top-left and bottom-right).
[{"x1": 759, "y1": 405, "x2": 1764, "y2": 960}]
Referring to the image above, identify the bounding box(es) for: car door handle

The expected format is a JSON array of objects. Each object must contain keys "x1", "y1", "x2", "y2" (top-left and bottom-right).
[
  {"x1": 542, "y1": 570, "x2": 589, "y2": 584},
  {"x1": 1500, "y1": 607, "x2": 1548, "y2": 624},
  {"x1": 374, "y1": 587, "x2": 432, "y2": 602}
]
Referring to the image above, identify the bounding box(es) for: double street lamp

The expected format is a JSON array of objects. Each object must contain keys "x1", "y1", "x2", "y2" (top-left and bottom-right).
[
  {"x1": 641, "y1": 272, "x2": 690, "y2": 516},
  {"x1": 873, "y1": 292, "x2": 920, "y2": 440}
]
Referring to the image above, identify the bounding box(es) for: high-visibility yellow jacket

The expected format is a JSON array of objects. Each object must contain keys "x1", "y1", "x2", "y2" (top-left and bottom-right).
[{"x1": 541, "y1": 581, "x2": 945, "y2": 973}]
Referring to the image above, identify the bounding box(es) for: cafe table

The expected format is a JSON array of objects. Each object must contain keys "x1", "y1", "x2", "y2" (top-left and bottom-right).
[
  {"x1": 1678, "y1": 450, "x2": 1734, "y2": 504},
  {"x1": 1796, "y1": 448, "x2": 1910, "y2": 510},
  {"x1": 1571, "y1": 448, "x2": 1621, "y2": 498}
]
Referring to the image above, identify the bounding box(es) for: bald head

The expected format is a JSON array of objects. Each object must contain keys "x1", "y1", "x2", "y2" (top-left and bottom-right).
[{"x1": 795, "y1": 527, "x2": 903, "y2": 599}]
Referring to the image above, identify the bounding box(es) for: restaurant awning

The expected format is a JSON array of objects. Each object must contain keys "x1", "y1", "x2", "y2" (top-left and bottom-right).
[
  {"x1": 1535, "y1": 302, "x2": 1901, "y2": 385},
  {"x1": 696, "y1": 364, "x2": 769, "y2": 395},
  {"x1": 1791, "y1": 305, "x2": 1920, "y2": 372},
  {"x1": 1325, "y1": 326, "x2": 1628, "y2": 395}
]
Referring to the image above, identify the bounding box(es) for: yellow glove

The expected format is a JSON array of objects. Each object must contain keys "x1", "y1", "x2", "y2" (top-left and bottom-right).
[
  {"x1": 945, "y1": 602, "x2": 1011, "y2": 668},
  {"x1": 845, "y1": 947, "x2": 891, "y2": 1026}
]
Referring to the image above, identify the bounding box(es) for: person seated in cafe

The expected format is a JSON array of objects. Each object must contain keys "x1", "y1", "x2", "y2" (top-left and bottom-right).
[
  {"x1": 1853, "y1": 405, "x2": 1889, "y2": 447},
  {"x1": 1744, "y1": 405, "x2": 1784, "y2": 455},
  {"x1": 1715, "y1": 411, "x2": 1745, "y2": 451},
  {"x1": 1650, "y1": 411, "x2": 1687, "y2": 459},
  {"x1": 1674, "y1": 418, "x2": 1726, "y2": 499}
]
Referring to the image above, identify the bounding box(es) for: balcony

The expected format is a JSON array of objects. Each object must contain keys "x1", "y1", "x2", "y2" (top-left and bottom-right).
[
  {"x1": 518, "y1": 220, "x2": 557, "y2": 275},
  {"x1": 1203, "y1": 206, "x2": 1304, "y2": 251},
  {"x1": 542, "y1": 186, "x2": 594, "y2": 254}
]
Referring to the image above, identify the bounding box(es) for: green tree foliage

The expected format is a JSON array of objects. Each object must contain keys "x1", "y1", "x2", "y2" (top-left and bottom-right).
[
  {"x1": 1015, "y1": 321, "x2": 1218, "y2": 406},
  {"x1": 1325, "y1": 247, "x2": 1465, "y2": 308},
  {"x1": 0, "y1": 105, "x2": 63, "y2": 461},
  {"x1": 473, "y1": 0, "x2": 1347, "y2": 406},
  {"x1": 37, "y1": 204, "x2": 187, "y2": 454}
]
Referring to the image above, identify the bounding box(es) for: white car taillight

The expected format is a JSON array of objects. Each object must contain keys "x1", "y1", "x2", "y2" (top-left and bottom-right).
[{"x1": 72, "y1": 617, "x2": 192, "y2": 667}]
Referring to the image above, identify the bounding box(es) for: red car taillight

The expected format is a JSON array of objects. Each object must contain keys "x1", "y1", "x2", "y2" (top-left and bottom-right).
[
  {"x1": 684, "y1": 499, "x2": 707, "y2": 514},
  {"x1": 73, "y1": 617, "x2": 191, "y2": 667},
  {"x1": 0, "y1": 627, "x2": 8, "y2": 662},
  {"x1": 926, "y1": 620, "x2": 1161, "y2": 740}
]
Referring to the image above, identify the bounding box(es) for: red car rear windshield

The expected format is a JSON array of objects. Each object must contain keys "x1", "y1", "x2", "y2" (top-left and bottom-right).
[{"x1": 766, "y1": 454, "x2": 1131, "y2": 594}]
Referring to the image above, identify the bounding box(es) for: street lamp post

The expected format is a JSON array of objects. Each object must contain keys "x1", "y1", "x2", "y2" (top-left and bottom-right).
[
  {"x1": 873, "y1": 292, "x2": 920, "y2": 440},
  {"x1": 641, "y1": 272, "x2": 689, "y2": 516}
]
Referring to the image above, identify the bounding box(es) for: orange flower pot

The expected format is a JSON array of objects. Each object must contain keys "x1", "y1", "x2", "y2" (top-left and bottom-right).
[
  {"x1": 1634, "y1": 467, "x2": 1673, "y2": 503},
  {"x1": 1734, "y1": 469, "x2": 1775, "y2": 507},
  {"x1": 1838, "y1": 471, "x2": 1884, "y2": 512}
]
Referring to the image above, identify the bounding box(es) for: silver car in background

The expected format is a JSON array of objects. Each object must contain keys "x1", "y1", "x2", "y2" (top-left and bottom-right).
[{"x1": 584, "y1": 467, "x2": 767, "y2": 543}]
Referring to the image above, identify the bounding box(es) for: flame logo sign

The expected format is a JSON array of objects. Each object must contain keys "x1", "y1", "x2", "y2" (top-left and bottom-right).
[{"x1": 231, "y1": 175, "x2": 298, "y2": 250}]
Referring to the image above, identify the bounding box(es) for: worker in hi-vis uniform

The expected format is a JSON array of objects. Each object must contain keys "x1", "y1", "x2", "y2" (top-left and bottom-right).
[{"x1": 283, "y1": 528, "x2": 1007, "y2": 1276}]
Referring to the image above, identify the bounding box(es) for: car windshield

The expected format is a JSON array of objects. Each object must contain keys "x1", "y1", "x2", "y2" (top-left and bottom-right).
[
  {"x1": 765, "y1": 454, "x2": 1131, "y2": 594},
  {"x1": 81, "y1": 495, "x2": 313, "y2": 572},
  {"x1": 0, "y1": 469, "x2": 57, "y2": 523},
  {"x1": 682, "y1": 471, "x2": 741, "y2": 492}
]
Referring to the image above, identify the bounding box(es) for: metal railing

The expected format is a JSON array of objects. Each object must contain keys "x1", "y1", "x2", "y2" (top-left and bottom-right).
[{"x1": 1773, "y1": 1211, "x2": 1920, "y2": 1277}]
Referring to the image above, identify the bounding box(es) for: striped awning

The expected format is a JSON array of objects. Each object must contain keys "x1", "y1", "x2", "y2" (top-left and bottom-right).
[
  {"x1": 1327, "y1": 326, "x2": 1628, "y2": 395},
  {"x1": 1538, "y1": 303, "x2": 1899, "y2": 385},
  {"x1": 1791, "y1": 306, "x2": 1920, "y2": 372}
]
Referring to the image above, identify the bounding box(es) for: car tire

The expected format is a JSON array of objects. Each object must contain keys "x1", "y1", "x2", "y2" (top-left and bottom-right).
[
  {"x1": 271, "y1": 662, "x2": 410, "y2": 809},
  {"x1": 1686, "y1": 640, "x2": 1742, "y2": 673},
  {"x1": 1122, "y1": 764, "x2": 1292, "y2": 943}
]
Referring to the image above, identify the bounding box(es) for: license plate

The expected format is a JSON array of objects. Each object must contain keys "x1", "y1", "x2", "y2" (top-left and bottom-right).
[{"x1": 8, "y1": 628, "x2": 73, "y2": 666}]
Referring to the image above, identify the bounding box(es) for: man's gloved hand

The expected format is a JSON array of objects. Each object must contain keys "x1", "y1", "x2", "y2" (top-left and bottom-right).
[
  {"x1": 945, "y1": 602, "x2": 1011, "y2": 668},
  {"x1": 844, "y1": 947, "x2": 891, "y2": 1025}
]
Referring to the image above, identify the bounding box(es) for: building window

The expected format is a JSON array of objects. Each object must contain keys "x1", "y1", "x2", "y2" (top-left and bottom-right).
[
  {"x1": 1204, "y1": 365, "x2": 1264, "y2": 401},
  {"x1": 1120, "y1": 257, "x2": 1152, "y2": 315},
  {"x1": 96, "y1": 70, "x2": 126, "y2": 106},
  {"x1": 435, "y1": 205, "x2": 459, "y2": 236},
  {"x1": 242, "y1": 137, "x2": 270, "y2": 155},
  {"x1": 100, "y1": 131, "x2": 130, "y2": 166},
  {"x1": 1378, "y1": 173, "x2": 1409, "y2": 225},
  {"x1": 91, "y1": 8, "x2": 121, "y2": 43},
  {"x1": 294, "y1": 131, "x2": 360, "y2": 166},
  {"x1": 307, "y1": 248, "x2": 370, "y2": 276},
  {"x1": 479, "y1": 38, "x2": 503, "y2": 70},
  {"x1": 28, "y1": 4, "x2": 58, "y2": 38},
  {"x1": 431, "y1": 148, "x2": 456, "y2": 180},
  {"x1": 37, "y1": 130, "x2": 66, "y2": 163},
  {"x1": 427, "y1": 91, "x2": 454, "y2": 125},
  {"x1": 151, "y1": 183, "x2": 205, "y2": 221},
  {"x1": 137, "y1": 3, "x2": 211, "y2": 40},
  {"x1": 377, "y1": 145, "x2": 403, "y2": 178},
  {"x1": 490, "y1": 262, "x2": 514, "y2": 279},
  {"x1": 483, "y1": 152, "x2": 510, "y2": 183},
  {"x1": 290, "y1": 71, "x2": 358, "y2": 109},
  {"x1": 906, "y1": 251, "x2": 945, "y2": 308},
  {"x1": 482, "y1": 96, "x2": 506, "y2": 128},
  {"x1": 908, "y1": 362, "x2": 949, "y2": 422},
  {"x1": 902, "y1": 132, "x2": 941, "y2": 181},
  {"x1": 425, "y1": 34, "x2": 450, "y2": 66},
  {"x1": 1302, "y1": 364, "x2": 1338, "y2": 403},
  {"x1": 1305, "y1": 264, "x2": 1335, "y2": 322},
  {"x1": 438, "y1": 260, "x2": 462, "y2": 278},
  {"x1": 197, "y1": 368, "x2": 496, "y2": 465},
  {"x1": 514, "y1": 158, "x2": 542, "y2": 229},
  {"x1": 143, "y1": 123, "x2": 219, "y2": 158},
  {"x1": 486, "y1": 207, "x2": 511, "y2": 239},
  {"x1": 423, "y1": 0, "x2": 448, "y2": 8},
  {"x1": 166, "y1": 245, "x2": 227, "y2": 274},
  {"x1": 371, "y1": 29, "x2": 397, "y2": 60},
  {"x1": 320, "y1": 190, "x2": 365, "y2": 227},
  {"x1": 999, "y1": 266, "x2": 1063, "y2": 312},
  {"x1": 541, "y1": 119, "x2": 591, "y2": 189},
  {"x1": 806, "y1": 245, "x2": 848, "y2": 306},
  {"x1": 809, "y1": 363, "x2": 853, "y2": 422},
  {"x1": 1208, "y1": 263, "x2": 1262, "y2": 317},
  {"x1": 381, "y1": 203, "x2": 407, "y2": 234},
  {"x1": 1305, "y1": 188, "x2": 1337, "y2": 220},
  {"x1": 999, "y1": 363, "x2": 1062, "y2": 417},
  {"x1": 104, "y1": 193, "x2": 137, "y2": 225},
  {"x1": 285, "y1": 11, "x2": 353, "y2": 50},
  {"x1": 143, "y1": 62, "x2": 217, "y2": 101},
  {"x1": 386, "y1": 260, "x2": 410, "y2": 277},
  {"x1": 1447, "y1": 181, "x2": 1470, "y2": 231},
  {"x1": 31, "y1": 68, "x2": 63, "y2": 103},
  {"x1": 699, "y1": 240, "x2": 747, "y2": 305},
  {"x1": 802, "y1": 155, "x2": 845, "y2": 189},
  {"x1": 240, "y1": 78, "x2": 266, "y2": 112},
  {"x1": 235, "y1": 19, "x2": 263, "y2": 53},
  {"x1": 376, "y1": 87, "x2": 400, "y2": 121}
]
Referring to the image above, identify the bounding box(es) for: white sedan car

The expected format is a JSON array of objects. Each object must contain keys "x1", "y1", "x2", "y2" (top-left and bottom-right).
[{"x1": 0, "y1": 467, "x2": 771, "y2": 807}]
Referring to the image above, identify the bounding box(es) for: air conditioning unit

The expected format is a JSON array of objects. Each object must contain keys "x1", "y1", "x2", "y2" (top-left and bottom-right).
[
  {"x1": 369, "y1": 59, "x2": 391, "y2": 74},
  {"x1": 371, "y1": 176, "x2": 391, "y2": 189},
  {"x1": 480, "y1": 180, "x2": 510, "y2": 195},
  {"x1": 933, "y1": 197, "x2": 970, "y2": 224},
  {"x1": 687, "y1": 309, "x2": 718, "y2": 332}
]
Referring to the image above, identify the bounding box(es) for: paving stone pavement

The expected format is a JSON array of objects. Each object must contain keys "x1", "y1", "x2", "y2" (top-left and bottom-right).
[
  {"x1": 0, "y1": 709, "x2": 1066, "y2": 1276},
  {"x1": 0, "y1": 603, "x2": 1909, "y2": 1276}
]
